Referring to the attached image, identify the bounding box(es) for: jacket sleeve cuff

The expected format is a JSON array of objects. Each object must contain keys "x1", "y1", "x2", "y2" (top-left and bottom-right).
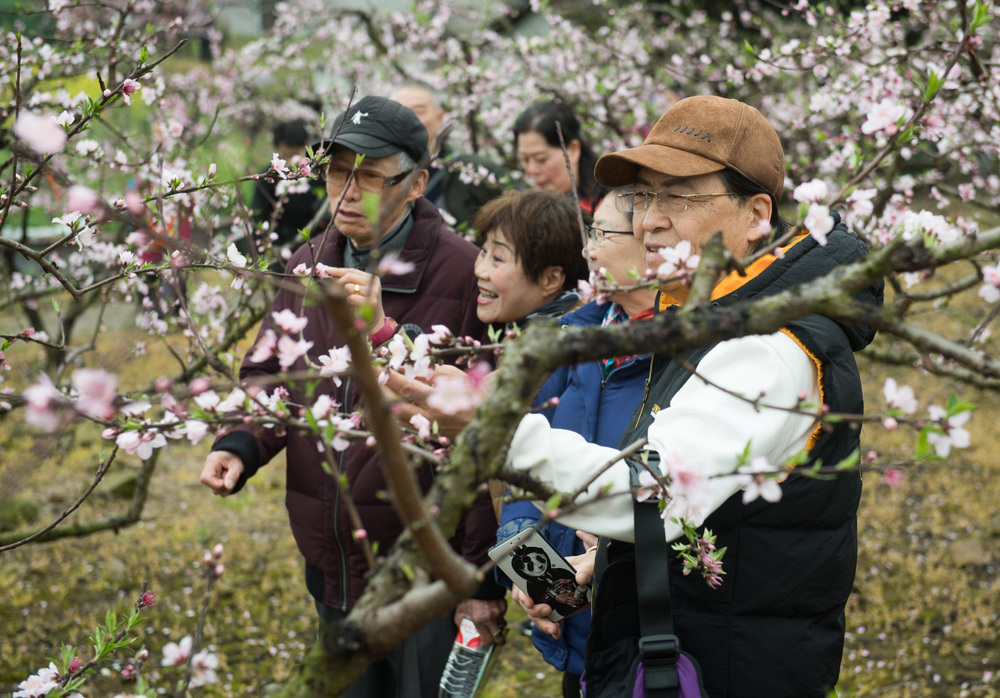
[{"x1": 211, "y1": 431, "x2": 261, "y2": 494}]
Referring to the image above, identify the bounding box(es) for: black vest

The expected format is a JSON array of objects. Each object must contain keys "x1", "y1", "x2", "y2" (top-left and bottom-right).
[{"x1": 585, "y1": 312, "x2": 864, "y2": 698}]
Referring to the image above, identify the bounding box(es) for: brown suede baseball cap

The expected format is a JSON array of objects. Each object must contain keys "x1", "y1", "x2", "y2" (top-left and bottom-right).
[{"x1": 594, "y1": 95, "x2": 786, "y2": 201}]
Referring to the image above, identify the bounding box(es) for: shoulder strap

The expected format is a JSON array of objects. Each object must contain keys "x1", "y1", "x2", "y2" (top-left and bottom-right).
[{"x1": 630, "y1": 457, "x2": 680, "y2": 698}]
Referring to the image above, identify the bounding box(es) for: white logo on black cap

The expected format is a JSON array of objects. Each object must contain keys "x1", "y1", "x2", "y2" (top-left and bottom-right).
[{"x1": 351, "y1": 110, "x2": 368, "y2": 125}]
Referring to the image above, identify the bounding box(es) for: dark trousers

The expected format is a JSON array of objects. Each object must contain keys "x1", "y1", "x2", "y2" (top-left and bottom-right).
[{"x1": 315, "y1": 601, "x2": 456, "y2": 698}]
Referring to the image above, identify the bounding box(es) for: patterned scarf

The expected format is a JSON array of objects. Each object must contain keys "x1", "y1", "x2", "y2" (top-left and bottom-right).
[{"x1": 602, "y1": 303, "x2": 655, "y2": 376}]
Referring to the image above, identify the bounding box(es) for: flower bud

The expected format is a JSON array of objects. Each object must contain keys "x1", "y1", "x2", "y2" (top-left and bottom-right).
[
  {"x1": 208, "y1": 163, "x2": 217, "y2": 177},
  {"x1": 213, "y1": 563, "x2": 225, "y2": 579},
  {"x1": 190, "y1": 376, "x2": 211, "y2": 395},
  {"x1": 212, "y1": 543, "x2": 224, "y2": 559}
]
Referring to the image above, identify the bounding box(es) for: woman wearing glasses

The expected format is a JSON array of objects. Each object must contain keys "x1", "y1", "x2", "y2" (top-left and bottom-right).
[{"x1": 498, "y1": 186, "x2": 656, "y2": 698}]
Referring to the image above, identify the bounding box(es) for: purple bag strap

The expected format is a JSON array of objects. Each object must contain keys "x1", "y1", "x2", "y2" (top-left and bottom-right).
[{"x1": 633, "y1": 657, "x2": 706, "y2": 698}]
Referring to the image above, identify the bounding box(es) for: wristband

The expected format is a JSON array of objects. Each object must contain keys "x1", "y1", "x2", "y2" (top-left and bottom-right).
[{"x1": 368, "y1": 317, "x2": 397, "y2": 347}]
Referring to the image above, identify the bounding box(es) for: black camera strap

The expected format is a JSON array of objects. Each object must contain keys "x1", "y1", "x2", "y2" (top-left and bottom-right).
[{"x1": 630, "y1": 457, "x2": 680, "y2": 698}]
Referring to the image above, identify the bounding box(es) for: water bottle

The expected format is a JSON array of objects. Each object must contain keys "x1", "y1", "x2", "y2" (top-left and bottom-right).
[{"x1": 438, "y1": 617, "x2": 501, "y2": 697}]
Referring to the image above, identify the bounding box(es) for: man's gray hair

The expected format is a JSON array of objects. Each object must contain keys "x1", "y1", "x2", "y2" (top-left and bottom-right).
[{"x1": 396, "y1": 150, "x2": 419, "y2": 178}]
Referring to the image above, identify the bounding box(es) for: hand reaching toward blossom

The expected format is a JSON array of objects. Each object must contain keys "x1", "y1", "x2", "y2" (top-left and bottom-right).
[
  {"x1": 383, "y1": 364, "x2": 493, "y2": 440},
  {"x1": 199, "y1": 451, "x2": 245, "y2": 496},
  {"x1": 317, "y1": 267, "x2": 386, "y2": 333}
]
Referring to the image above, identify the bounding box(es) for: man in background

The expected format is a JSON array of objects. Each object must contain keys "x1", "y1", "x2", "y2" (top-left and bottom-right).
[
  {"x1": 250, "y1": 119, "x2": 323, "y2": 264},
  {"x1": 391, "y1": 80, "x2": 509, "y2": 233}
]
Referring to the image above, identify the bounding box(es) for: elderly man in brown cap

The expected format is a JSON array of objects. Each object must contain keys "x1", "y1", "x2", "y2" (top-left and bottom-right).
[{"x1": 504, "y1": 96, "x2": 882, "y2": 697}]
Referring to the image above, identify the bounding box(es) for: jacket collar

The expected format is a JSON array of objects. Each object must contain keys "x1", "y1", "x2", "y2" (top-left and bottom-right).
[{"x1": 657, "y1": 232, "x2": 811, "y2": 311}]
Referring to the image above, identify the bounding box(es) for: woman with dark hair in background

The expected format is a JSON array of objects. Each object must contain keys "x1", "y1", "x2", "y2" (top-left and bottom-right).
[{"x1": 513, "y1": 101, "x2": 599, "y2": 211}]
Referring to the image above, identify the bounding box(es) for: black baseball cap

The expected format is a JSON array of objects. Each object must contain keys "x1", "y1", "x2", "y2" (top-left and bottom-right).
[{"x1": 314, "y1": 96, "x2": 429, "y2": 164}]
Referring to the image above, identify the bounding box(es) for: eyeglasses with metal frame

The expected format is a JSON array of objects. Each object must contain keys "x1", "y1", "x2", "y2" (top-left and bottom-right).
[
  {"x1": 322, "y1": 163, "x2": 414, "y2": 192},
  {"x1": 585, "y1": 225, "x2": 633, "y2": 247},
  {"x1": 616, "y1": 190, "x2": 733, "y2": 214}
]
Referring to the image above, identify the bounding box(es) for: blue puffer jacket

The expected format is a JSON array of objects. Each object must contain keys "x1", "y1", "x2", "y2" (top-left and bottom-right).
[{"x1": 497, "y1": 300, "x2": 652, "y2": 676}]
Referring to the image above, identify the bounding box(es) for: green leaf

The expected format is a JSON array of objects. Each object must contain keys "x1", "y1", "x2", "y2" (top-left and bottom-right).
[
  {"x1": 944, "y1": 393, "x2": 977, "y2": 416},
  {"x1": 923, "y1": 69, "x2": 945, "y2": 102},
  {"x1": 970, "y1": 0, "x2": 990, "y2": 30},
  {"x1": 90, "y1": 627, "x2": 106, "y2": 657},
  {"x1": 63, "y1": 677, "x2": 87, "y2": 692},
  {"x1": 139, "y1": 44, "x2": 148, "y2": 64},
  {"x1": 361, "y1": 191, "x2": 380, "y2": 224},
  {"x1": 357, "y1": 303, "x2": 375, "y2": 327},
  {"x1": 833, "y1": 448, "x2": 861, "y2": 470},
  {"x1": 59, "y1": 643, "x2": 75, "y2": 670},
  {"x1": 544, "y1": 493, "x2": 563, "y2": 512},
  {"x1": 914, "y1": 425, "x2": 941, "y2": 460}
]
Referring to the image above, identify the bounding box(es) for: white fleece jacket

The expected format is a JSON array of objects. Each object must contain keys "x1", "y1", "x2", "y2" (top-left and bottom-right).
[{"x1": 505, "y1": 331, "x2": 821, "y2": 543}]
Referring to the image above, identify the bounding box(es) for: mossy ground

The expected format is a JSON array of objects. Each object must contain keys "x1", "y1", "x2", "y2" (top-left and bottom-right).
[{"x1": 1, "y1": 289, "x2": 999, "y2": 697}]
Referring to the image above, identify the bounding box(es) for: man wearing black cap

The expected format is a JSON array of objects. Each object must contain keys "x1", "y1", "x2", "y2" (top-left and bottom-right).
[
  {"x1": 200, "y1": 96, "x2": 506, "y2": 697},
  {"x1": 502, "y1": 96, "x2": 883, "y2": 696}
]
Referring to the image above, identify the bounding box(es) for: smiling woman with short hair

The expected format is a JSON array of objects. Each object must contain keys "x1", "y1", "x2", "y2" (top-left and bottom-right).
[{"x1": 472, "y1": 188, "x2": 589, "y2": 329}]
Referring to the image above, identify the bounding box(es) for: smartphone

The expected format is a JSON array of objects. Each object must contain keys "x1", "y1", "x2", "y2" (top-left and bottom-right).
[{"x1": 488, "y1": 527, "x2": 592, "y2": 622}]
